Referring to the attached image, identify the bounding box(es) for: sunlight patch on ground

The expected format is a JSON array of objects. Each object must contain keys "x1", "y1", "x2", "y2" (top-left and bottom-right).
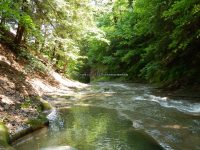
[
  {"x1": 30, "y1": 79, "x2": 58, "y2": 95},
  {"x1": 0, "y1": 55, "x2": 11, "y2": 65},
  {"x1": 50, "y1": 71, "x2": 87, "y2": 88},
  {"x1": 30, "y1": 71, "x2": 88, "y2": 96},
  {"x1": 0, "y1": 95, "x2": 14, "y2": 105}
]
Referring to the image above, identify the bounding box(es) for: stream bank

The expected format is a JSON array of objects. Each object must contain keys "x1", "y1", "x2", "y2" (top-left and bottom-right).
[
  {"x1": 11, "y1": 82, "x2": 200, "y2": 150},
  {"x1": 0, "y1": 43, "x2": 87, "y2": 150}
]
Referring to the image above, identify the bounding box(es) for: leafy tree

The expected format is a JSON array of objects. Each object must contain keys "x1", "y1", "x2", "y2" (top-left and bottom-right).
[
  {"x1": 0, "y1": 0, "x2": 106, "y2": 77},
  {"x1": 85, "y1": 0, "x2": 200, "y2": 86},
  {"x1": 1, "y1": 0, "x2": 199, "y2": 86}
]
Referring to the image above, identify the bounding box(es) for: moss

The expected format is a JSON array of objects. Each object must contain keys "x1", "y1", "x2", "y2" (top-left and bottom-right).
[
  {"x1": 21, "y1": 96, "x2": 52, "y2": 112},
  {"x1": 40, "y1": 99, "x2": 53, "y2": 111},
  {"x1": 27, "y1": 114, "x2": 49, "y2": 129},
  {"x1": 11, "y1": 114, "x2": 49, "y2": 142},
  {"x1": 21, "y1": 96, "x2": 40, "y2": 109},
  {"x1": 0, "y1": 122, "x2": 15, "y2": 150},
  {"x1": 0, "y1": 122, "x2": 9, "y2": 147},
  {"x1": 8, "y1": 97, "x2": 52, "y2": 144},
  {"x1": 20, "y1": 101, "x2": 31, "y2": 109},
  {"x1": 58, "y1": 95, "x2": 71, "y2": 99}
]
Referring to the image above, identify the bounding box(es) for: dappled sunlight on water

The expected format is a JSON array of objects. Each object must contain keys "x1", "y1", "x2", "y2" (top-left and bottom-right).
[
  {"x1": 13, "y1": 82, "x2": 200, "y2": 150},
  {"x1": 13, "y1": 107, "x2": 163, "y2": 150}
]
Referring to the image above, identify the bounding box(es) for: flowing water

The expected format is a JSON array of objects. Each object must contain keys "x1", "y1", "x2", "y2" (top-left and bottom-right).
[{"x1": 12, "y1": 82, "x2": 200, "y2": 150}]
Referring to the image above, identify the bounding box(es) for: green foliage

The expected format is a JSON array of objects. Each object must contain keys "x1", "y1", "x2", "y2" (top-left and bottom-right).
[
  {"x1": 1, "y1": 0, "x2": 200, "y2": 86},
  {"x1": 18, "y1": 48, "x2": 47, "y2": 74},
  {"x1": 1, "y1": 0, "x2": 106, "y2": 78},
  {"x1": 0, "y1": 122, "x2": 9, "y2": 147},
  {"x1": 27, "y1": 114, "x2": 48, "y2": 129},
  {"x1": 85, "y1": 0, "x2": 200, "y2": 86}
]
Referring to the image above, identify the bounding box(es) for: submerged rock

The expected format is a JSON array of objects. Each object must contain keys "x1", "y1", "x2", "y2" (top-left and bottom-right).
[
  {"x1": 40, "y1": 146, "x2": 76, "y2": 150},
  {"x1": 103, "y1": 87, "x2": 109, "y2": 92}
]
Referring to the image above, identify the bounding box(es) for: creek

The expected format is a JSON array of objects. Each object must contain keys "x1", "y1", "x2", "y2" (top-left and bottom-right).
[{"x1": 12, "y1": 82, "x2": 200, "y2": 150}]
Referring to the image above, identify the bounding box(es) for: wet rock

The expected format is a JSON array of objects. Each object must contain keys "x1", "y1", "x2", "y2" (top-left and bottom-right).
[{"x1": 40, "y1": 146, "x2": 77, "y2": 150}]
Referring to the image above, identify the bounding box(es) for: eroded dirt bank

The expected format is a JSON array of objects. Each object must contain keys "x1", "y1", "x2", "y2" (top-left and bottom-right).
[{"x1": 0, "y1": 43, "x2": 87, "y2": 146}]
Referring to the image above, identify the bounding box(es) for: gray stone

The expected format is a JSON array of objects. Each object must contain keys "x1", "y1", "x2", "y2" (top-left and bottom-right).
[{"x1": 40, "y1": 146, "x2": 76, "y2": 150}]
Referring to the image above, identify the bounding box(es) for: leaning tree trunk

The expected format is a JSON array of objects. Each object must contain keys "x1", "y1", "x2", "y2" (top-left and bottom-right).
[
  {"x1": 14, "y1": 0, "x2": 27, "y2": 45},
  {"x1": 14, "y1": 24, "x2": 25, "y2": 44}
]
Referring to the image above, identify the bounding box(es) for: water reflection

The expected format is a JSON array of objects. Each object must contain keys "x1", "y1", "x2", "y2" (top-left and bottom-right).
[
  {"x1": 13, "y1": 106, "x2": 163, "y2": 150},
  {"x1": 13, "y1": 82, "x2": 200, "y2": 150}
]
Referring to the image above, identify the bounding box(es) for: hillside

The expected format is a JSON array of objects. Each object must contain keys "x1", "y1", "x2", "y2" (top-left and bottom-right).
[{"x1": 0, "y1": 43, "x2": 86, "y2": 137}]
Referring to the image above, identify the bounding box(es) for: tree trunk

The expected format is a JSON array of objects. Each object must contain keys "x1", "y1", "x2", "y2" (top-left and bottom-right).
[
  {"x1": 51, "y1": 47, "x2": 56, "y2": 61},
  {"x1": 14, "y1": 25, "x2": 25, "y2": 44},
  {"x1": 14, "y1": 0, "x2": 27, "y2": 45},
  {"x1": 62, "y1": 62, "x2": 68, "y2": 74}
]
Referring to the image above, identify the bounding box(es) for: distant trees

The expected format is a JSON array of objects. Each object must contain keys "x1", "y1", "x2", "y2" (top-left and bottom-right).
[
  {"x1": 1, "y1": 0, "x2": 199, "y2": 86},
  {"x1": 85, "y1": 0, "x2": 200, "y2": 86}
]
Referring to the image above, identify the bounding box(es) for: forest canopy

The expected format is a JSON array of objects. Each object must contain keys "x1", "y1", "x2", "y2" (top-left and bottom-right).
[
  {"x1": 0, "y1": 0, "x2": 107, "y2": 76},
  {"x1": 0, "y1": 0, "x2": 200, "y2": 87}
]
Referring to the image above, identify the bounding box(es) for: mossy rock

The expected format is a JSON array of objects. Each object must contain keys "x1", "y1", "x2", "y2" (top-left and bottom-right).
[
  {"x1": 0, "y1": 122, "x2": 15, "y2": 150},
  {"x1": 0, "y1": 122, "x2": 9, "y2": 147},
  {"x1": 11, "y1": 115, "x2": 49, "y2": 142},
  {"x1": 40, "y1": 99, "x2": 53, "y2": 111},
  {"x1": 27, "y1": 114, "x2": 49, "y2": 129}
]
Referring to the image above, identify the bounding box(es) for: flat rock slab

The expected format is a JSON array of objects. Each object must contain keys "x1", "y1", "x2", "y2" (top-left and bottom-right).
[{"x1": 40, "y1": 146, "x2": 76, "y2": 150}]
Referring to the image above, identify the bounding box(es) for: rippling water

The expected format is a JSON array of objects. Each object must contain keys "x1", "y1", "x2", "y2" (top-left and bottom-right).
[{"x1": 13, "y1": 82, "x2": 200, "y2": 150}]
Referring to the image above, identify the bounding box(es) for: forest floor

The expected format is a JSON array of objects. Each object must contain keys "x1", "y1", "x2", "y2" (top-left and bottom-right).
[{"x1": 0, "y1": 43, "x2": 87, "y2": 137}]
